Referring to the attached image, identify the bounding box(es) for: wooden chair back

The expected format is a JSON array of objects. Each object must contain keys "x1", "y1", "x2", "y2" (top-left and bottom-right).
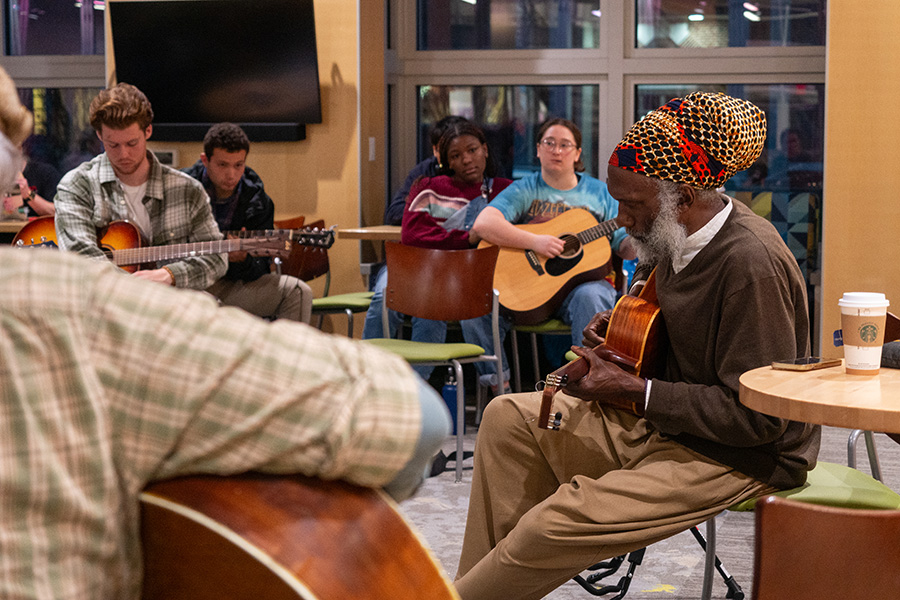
[
  {"x1": 384, "y1": 242, "x2": 499, "y2": 322},
  {"x1": 753, "y1": 496, "x2": 900, "y2": 600},
  {"x1": 276, "y1": 219, "x2": 331, "y2": 292},
  {"x1": 273, "y1": 215, "x2": 306, "y2": 230}
]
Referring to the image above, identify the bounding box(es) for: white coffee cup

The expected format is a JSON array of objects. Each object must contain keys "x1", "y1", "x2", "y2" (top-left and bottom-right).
[{"x1": 839, "y1": 292, "x2": 890, "y2": 375}]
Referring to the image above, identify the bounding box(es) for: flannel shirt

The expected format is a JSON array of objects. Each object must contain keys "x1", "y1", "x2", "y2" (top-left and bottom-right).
[
  {"x1": 54, "y1": 151, "x2": 227, "y2": 290},
  {"x1": 0, "y1": 248, "x2": 422, "y2": 599}
]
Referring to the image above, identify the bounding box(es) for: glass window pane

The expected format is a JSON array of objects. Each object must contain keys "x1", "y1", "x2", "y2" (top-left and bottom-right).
[
  {"x1": 417, "y1": 84, "x2": 600, "y2": 179},
  {"x1": 418, "y1": 0, "x2": 600, "y2": 50},
  {"x1": 5, "y1": 0, "x2": 105, "y2": 56},
  {"x1": 635, "y1": 1, "x2": 826, "y2": 49},
  {"x1": 17, "y1": 87, "x2": 104, "y2": 198}
]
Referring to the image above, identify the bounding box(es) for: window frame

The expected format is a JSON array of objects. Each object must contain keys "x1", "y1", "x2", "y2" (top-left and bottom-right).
[
  {"x1": 0, "y1": 4, "x2": 107, "y2": 88},
  {"x1": 388, "y1": 1, "x2": 826, "y2": 190}
]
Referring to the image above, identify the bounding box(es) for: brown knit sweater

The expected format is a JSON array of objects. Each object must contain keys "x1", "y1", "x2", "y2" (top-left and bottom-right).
[{"x1": 646, "y1": 199, "x2": 820, "y2": 489}]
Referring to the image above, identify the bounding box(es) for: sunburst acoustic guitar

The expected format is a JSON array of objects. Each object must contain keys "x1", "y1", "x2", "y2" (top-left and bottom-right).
[
  {"x1": 479, "y1": 208, "x2": 620, "y2": 325},
  {"x1": 140, "y1": 474, "x2": 458, "y2": 600},
  {"x1": 538, "y1": 268, "x2": 667, "y2": 430},
  {"x1": 11, "y1": 216, "x2": 334, "y2": 273}
]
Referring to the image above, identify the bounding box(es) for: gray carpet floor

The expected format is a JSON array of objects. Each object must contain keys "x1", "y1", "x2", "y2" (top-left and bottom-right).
[{"x1": 399, "y1": 424, "x2": 900, "y2": 599}]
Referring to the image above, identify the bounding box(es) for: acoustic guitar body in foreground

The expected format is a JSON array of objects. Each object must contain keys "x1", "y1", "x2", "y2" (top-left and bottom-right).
[
  {"x1": 482, "y1": 208, "x2": 616, "y2": 325},
  {"x1": 140, "y1": 474, "x2": 458, "y2": 600}
]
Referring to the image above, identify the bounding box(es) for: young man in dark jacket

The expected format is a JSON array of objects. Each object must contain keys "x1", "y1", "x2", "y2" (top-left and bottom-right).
[{"x1": 184, "y1": 123, "x2": 312, "y2": 323}]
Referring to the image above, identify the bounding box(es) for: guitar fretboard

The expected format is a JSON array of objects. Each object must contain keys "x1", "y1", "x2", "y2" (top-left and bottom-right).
[
  {"x1": 110, "y1": 238, "x2": 262, "y2": 266},
  {"x1": 107, "y1": 228, "x2": 333, "y2": 267},
  {"x1": 575, "y1": 217, "x2": 620, "y2": 244}
]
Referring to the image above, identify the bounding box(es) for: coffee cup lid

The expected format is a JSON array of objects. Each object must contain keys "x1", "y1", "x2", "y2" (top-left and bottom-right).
[{"x1": 838, "y1": 292, "x2": 890, "y2": 308}]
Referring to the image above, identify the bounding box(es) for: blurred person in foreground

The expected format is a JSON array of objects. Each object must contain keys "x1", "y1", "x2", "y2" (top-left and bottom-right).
[{"x1": 0, "y1": 67, "x2": 449, "y2": 600}]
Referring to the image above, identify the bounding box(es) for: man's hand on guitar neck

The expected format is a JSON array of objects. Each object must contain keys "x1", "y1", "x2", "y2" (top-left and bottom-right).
[
  {"x1": 582, "y1": 309, "x2": 613, "y2": 347},
  {"x1": 226, "y1": 228, "x2": 249, "y2": 263},
  {"x1": 564, "y1": 345, "x2": 647, "y2": 417}
]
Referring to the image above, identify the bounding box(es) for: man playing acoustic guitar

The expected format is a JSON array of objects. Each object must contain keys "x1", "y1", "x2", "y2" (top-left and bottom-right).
[
  {"x1": 455, "y1": 93, "x2": 819, "y2": 600},
  {"x1": 55, "y1": 83, "x2": 227, "y2": 290}
]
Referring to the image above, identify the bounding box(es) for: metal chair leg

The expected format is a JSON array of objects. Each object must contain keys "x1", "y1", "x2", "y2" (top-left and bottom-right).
[
  {"x1": 574, "y1": 550, "x2": 644, "y2": 598},
  {"x1": 530, "y1": 332, "x2": 541, "y2": 386},
  {"x1": 510, "y1": 328, "x2": 522, "y2": 393},
  {"x1": 848, "y1": 429, "x2": 883, "y2": 480},
  {"x1": 701, "y1": 517, "x2": 715, "y2": 600},
  {"x1": 692, "y1": 517, "x2": 744, "y2": 600},
  {"x1": 454, "y1": 360, "x2": 465, "y2": 483},
  {"x1": 344, "y1": 308, "x2": 354, "y2": 337}
]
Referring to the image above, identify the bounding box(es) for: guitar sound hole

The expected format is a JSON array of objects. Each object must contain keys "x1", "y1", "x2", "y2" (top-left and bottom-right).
[
  {"x1": 545, "y1": 234, "x2": 583, "y2": 277},
  {"x1": 558, "y1": 234, "x2": 581, "y2": 258}
]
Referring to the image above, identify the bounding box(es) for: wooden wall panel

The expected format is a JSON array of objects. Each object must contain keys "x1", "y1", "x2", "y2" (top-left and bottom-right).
[{"x1": 821, "y1": 2, "x2": 900, "y2": 355}]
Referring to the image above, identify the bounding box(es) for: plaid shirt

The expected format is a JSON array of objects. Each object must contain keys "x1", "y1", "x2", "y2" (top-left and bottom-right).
[
  {"x1": 54, "y1": 151, "x2": 227, "y2": 290},
  {"x1": 0, "y1": 248, "x2": 422, "y2": 599}
]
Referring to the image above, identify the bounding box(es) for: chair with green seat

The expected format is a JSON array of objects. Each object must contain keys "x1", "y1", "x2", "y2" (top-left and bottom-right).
[
  {"x1": 364, "y1": 242, "x2": 503, "y2": 483},
  {"x1": 274, "y1": 217, "x2": 373, "y2": 336},
  {"x1": 694, "y1": 461, "x2": 900, "y2": 600},
  {"x1": 576, "y1": 460, "x2": 900, "y2": 599}
]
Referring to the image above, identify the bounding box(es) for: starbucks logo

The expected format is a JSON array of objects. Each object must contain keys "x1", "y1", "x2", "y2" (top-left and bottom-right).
[{"x1": 859, "y1": 323, "x2": 880, "y2": 343}]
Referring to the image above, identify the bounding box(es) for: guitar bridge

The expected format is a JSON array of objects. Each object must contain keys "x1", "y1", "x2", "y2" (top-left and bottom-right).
[{"x1": 524, "y1": 250, "x2": 545, "y2": 275}]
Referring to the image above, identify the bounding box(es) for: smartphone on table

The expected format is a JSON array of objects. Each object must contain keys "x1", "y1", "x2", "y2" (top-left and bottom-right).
[{"x1": 771, "y1": 357, "x2": 842, "y2": 371}]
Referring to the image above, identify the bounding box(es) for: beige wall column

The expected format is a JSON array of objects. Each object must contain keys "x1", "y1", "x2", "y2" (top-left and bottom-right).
[{"x1": 821, "y1": 2, "x2": 900, "y2": 355}]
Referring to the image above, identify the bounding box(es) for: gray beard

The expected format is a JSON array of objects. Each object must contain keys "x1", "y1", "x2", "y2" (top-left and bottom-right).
[{"x1": 628, "y1": 187, "x2": 688, "y2": 266}]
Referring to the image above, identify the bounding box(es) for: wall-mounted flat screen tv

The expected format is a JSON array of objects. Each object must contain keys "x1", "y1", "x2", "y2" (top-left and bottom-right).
[{"x1": 109, "y1": 0, "x2": 321, "y2": 142}]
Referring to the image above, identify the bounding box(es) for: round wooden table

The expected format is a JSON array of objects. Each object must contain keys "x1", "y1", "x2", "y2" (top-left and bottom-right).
[
  {"x1": 739, "y1": 361, "x2": 900, "y2": 433},
  {"x1": 336, "y1": 225, "x2": 401, "y2": 241}
]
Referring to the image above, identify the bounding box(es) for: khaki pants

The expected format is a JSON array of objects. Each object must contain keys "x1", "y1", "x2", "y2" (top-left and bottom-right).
[
  {"x1": 207, "y1": 273, "x2": 312, "y2": 324},
  {"x1": 454, "y1": 392, "x2": 775, "y2": 600}
]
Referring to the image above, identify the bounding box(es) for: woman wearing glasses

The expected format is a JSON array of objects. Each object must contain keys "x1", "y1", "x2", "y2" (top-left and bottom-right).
[{"x1": 465, "y1": 118, "x2": 636, "y2": 386}]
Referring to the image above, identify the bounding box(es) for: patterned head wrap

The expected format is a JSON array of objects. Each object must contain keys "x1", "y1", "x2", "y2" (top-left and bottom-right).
[{"x1": 609, "y1": 92, "x2": 766, "y2": 190}]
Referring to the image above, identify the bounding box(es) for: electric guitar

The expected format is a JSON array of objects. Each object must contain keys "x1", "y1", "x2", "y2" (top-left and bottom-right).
[
  {"x1": 538, "y1": 268, "x2": 667, "y2": 430},
  {"x1": 140, "y1": 474, "x2": 458, "y2": 600},
  {"x1": 12, "y1": 216, "x2": 334, "y2": 273},
  {"x1": 479, "y1": 208, "x2": 620, "y2": 325}
]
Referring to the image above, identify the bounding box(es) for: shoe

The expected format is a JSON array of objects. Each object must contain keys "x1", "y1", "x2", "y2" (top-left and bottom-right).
[
  {"x1": 429, "y1": 451, "x2": 449, "y2": 477},
  {"x1": 478, "y1": 373, "x2": 511, "y2": 395},
  {"x1": 428, "y1": 449, "x2": 475, "y2": 477}
]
